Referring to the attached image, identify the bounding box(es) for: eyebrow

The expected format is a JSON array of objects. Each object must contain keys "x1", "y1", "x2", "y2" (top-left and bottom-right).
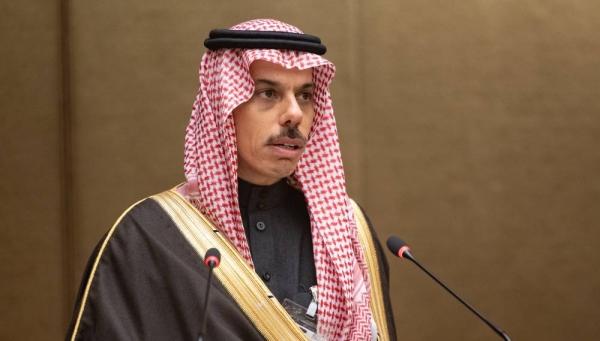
[{"x1": 255, "y1": 78, "x2": 315, "y2": 91}]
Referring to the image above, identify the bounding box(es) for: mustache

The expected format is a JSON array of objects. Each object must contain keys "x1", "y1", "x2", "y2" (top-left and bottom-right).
[{"x1": 266, "y1": 127, "x2": 308, "y2": 144}]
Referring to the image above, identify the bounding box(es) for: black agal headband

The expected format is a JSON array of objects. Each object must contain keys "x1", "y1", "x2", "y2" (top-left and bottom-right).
[{"x1": 204, "y1": 29, "x2": 327, "y2": 55}]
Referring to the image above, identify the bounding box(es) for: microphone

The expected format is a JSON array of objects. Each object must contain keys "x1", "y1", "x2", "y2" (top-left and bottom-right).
[
  {"x1": 204, "y1": 248, "x2": 221, "y2": 268},
  {"x1": 387, "y1": 236, "x2": 511, "y2": 341},
  {"x1": 198, "y1": 248, "x2": 221, "y2": 341}
]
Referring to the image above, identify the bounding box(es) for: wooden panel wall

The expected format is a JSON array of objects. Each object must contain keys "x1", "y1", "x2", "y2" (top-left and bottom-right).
[
  {"x1": 361, "y1": 1, "x2": 600, "y2": 340},
  {"x1": 1, "y1": 1, "x2": 599, "y2": 340},
  {"x1": 0, "y1": 1, "x2": 65, "y2": 340}
]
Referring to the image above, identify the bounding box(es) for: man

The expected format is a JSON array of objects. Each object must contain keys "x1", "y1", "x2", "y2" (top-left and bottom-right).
[{"x1": 66, "y1": 19, "x2": 396, "y2": 340}]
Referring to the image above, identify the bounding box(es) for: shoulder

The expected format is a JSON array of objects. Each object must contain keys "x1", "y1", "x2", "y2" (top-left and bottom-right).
[
  {"x1": 109, "y1": 188, "x2": 184, "y2": 237},
  {"x1": 121, "y1": 197, "x2": 170, "y2": 227},
  {"x1": 349, "y1": 198, "x2": 375, "y2": 228}
]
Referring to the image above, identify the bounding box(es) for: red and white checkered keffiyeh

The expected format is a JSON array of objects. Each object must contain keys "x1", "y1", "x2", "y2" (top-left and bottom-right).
[{"x1": 182, "y1": 19, "x2": 373, "y2": 340}]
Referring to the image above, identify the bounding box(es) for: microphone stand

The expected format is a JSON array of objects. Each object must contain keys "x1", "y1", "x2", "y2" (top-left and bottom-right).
[
  {"x1": 197, "y1": 248, "x2": 220, "y2": 341},
  {"x1": 403, "y1": 250, "x2": 511, "y2": 341},
  {"x1": 197, "y1": 265, "x2": 214, "y2": 341},
  {"x1": 387, "y1": 237, "x2": 511, "y2": 341}
]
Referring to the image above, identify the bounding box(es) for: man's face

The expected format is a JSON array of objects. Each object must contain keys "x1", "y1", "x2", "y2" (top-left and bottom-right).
[{"x1": 233, "y1": 60, "x2": 315, "y2": 186}]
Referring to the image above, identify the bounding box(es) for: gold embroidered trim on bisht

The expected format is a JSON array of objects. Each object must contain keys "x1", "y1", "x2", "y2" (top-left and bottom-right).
[
  {"x1": 152, "y1": 189, "x2": 308, "y2": 341},
  {"x1": 351, "y1": 199, "x2": 390, "y2": 341}
]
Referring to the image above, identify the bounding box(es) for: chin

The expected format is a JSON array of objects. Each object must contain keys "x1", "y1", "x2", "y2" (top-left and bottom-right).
[{"x1": 270, "y1": 165, "x2": 297, "y2": 180}]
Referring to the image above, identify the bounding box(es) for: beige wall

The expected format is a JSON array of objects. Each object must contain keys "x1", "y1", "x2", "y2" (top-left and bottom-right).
[
  {"x1": 2, "y1": 1, "x2": 599, "y2": 340},
  {"x1": 0, "y1": 1, "x2": 66, "y2": 339}
]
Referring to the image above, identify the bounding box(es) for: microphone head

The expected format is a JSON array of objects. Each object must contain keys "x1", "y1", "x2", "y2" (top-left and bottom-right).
[
  {"x1": 204, "y1": 248, "x2": 221, "y2": 268},
  {"x1": 386, "y1": 236, "x2": 411, "y2": 259}
]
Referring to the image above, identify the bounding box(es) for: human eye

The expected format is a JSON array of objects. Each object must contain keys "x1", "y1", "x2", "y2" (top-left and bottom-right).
[
  {"x1": 254, "y1": 89, "x2": 278, "y2": 101},
  {"x1": 297, "y1": 91, "x2": 314, "y2": 102}
]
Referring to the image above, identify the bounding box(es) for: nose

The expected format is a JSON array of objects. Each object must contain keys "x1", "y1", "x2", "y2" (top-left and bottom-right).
[{"x1": 279, "y1": 95, "x2": 303, "y2": 127}]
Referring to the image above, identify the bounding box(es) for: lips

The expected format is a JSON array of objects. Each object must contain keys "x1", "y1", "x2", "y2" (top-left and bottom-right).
[
  {"x1": 267, "y1": 137, "x2": 306, "y2": 158},
  {"x1": 273, "y1": 143, "x2": 300, "y2": 150},
  {"x1": 268, "y1": 137, "x2": 305, "y2": 150}
]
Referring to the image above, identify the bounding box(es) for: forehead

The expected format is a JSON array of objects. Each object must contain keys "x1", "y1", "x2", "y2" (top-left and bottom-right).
[{"x1": 249, "y1": 60, "x2": 313, "y2": 83}]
